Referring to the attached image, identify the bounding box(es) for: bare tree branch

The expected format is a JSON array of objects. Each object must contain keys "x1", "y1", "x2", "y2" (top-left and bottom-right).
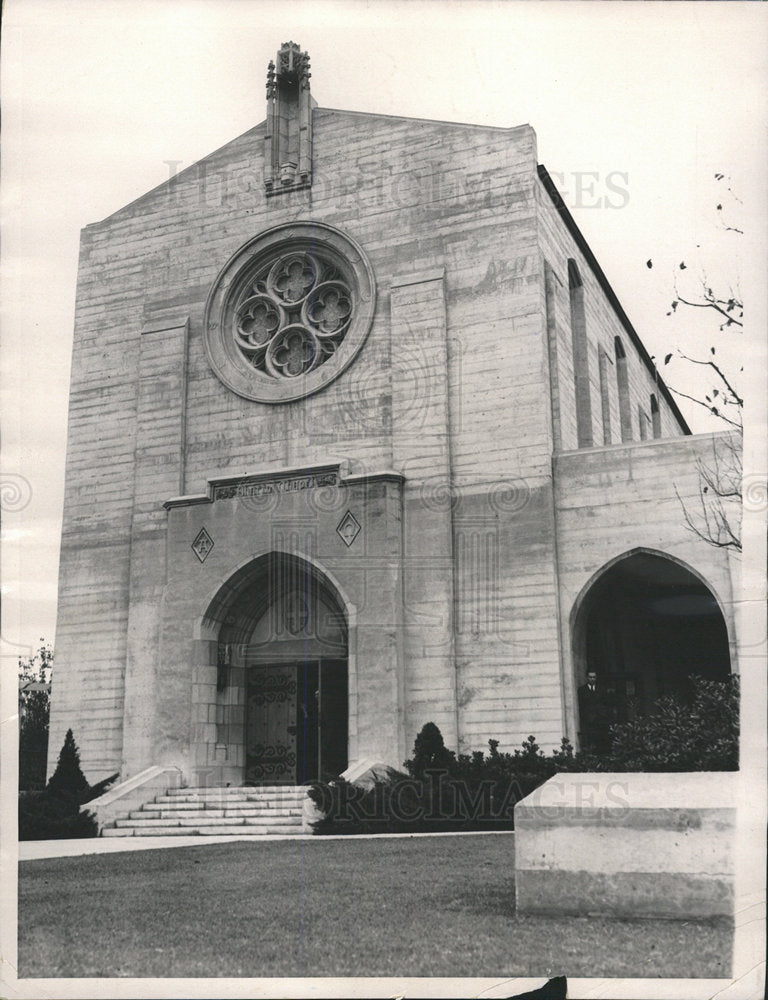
[
  {"x1": 674, "y1": 292, "x2": 743, "y2": 329},
  {"x1": 673, "y1": 437, "x2": 742, "y2": 552},
  {"x1": 657, "y1": 175, "x2": 743, "y2": 551},
  {"x1": 666, "y1": 386, "x2": 742, "y2": 429},
  {"x1": 673, "y1": 352, "x2": 744, "y2": 410}
]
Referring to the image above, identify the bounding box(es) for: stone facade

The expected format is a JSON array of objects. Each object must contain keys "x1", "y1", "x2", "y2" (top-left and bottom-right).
[{"x1": 49, "y1": 44, "x2": 739, "y2": 786}]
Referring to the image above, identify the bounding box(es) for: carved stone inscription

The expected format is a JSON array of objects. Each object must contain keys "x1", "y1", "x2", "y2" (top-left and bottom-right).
[{"x1": 213, "y1": 471, "x2": 338, "y2": 501}]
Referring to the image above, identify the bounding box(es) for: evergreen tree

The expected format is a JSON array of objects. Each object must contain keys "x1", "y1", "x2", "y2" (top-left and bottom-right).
[
  {"x1": 405, "y1": 722, "x2": 457, "y2": 778},
  {"x1": 47, "y1": 728, "x2": 89, "y2": 801}
]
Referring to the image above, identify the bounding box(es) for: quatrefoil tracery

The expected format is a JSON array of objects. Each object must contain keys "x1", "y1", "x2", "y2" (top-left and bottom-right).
[{"x1": 234, "y1": 253, "x2": 354, "y2": 379}]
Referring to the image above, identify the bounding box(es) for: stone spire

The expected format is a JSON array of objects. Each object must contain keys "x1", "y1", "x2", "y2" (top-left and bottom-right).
[{"x1": 264, "y1": 42, "x2": 314, "y2": 195}]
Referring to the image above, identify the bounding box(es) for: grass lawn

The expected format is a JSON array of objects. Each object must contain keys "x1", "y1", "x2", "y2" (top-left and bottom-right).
[{"x1": 18, "y1": 834, "x2": 731, "y2": 979}]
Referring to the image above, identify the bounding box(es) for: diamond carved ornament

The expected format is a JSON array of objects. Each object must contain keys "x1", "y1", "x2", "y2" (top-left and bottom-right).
[
  {"x1": 336, "y1": 511, "x2": 361, "y2": 548},
  {"x1": 192, "y1": 527, "x2": 214, "y2": 563}
]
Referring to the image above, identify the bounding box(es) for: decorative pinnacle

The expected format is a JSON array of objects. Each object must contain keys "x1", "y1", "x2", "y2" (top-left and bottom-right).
[{"x1": 274, "y1": 41, "x2": 310, "y2": 87}]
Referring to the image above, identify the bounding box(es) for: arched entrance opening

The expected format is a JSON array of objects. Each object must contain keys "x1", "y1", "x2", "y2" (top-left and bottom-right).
[
  {"x1": 203, "y1": 552, "x2": 348, "y2": 785},
  {"x1": 572, "y1": 550, "x2": 732, "y2": 748}
]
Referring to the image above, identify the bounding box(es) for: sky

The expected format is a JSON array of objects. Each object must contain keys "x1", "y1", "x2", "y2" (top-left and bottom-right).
[{"x1": 1, "y1": 0, "x2": 766, "y2": 660}]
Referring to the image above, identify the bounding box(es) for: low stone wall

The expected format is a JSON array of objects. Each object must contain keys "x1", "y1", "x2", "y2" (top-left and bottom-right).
[
  {"x1": 84, "y1": 765, "x2": 184, "y2": 833},
  {"x1": 341, "y1": 758, "x2": 396, "y2": 789},
  {"x1": 514, "y1": 771, "x2": 737, "y2": 920}
]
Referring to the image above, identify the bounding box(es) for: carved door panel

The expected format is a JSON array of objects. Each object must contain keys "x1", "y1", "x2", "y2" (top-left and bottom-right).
[{"x1": 245, "y1": 665, "x2": 297, "y2": 783}]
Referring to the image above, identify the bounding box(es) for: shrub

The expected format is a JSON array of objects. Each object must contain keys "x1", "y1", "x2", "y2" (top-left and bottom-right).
[
  {"x1": 607, "y1": 675, "x2": 739, "y2": 771},
  {"x1": 308, "y1": 770, "x2": 524, "y2": 835},
  {"x1": 18, "y1": 729, "x2": 115, "y2": 840},
  {"x1": 18, "y1": 791, "x2": 97, "y2": 841},
  {"x1": 308, "y1": 777, "x2": 412, "y2": 836},
  {"x1": 310, "y1": 682, "x2": 739, "y2": 835},
  {"x1": 19, "y1": 749, "x2": 49, "y2": 794},
  {"x1": 311, "y1": 726, "x2": 568, "y2": 835},
  {"x1": 83, "y1": 771, "x2": 120, "y2": 803}
]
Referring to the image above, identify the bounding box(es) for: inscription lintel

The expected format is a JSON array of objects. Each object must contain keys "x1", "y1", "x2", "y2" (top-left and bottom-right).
[{"x1": 212, "y1": 470, "x2": 339, "y2": 501}]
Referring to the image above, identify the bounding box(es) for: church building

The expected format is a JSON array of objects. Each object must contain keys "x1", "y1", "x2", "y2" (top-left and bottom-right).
[{"x1": 48, "y1": 43, "x2": 738, "y2": 796}]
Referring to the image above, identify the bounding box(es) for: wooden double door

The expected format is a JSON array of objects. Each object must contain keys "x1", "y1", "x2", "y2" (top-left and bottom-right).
[{"x1": 245, "y1": 659, "x2": 348, "y2": 784}]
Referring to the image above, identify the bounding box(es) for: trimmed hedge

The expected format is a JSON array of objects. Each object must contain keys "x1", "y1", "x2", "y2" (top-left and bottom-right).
[
  {"x1": 308, "y1": 734, "x2": 574, "y2": 835},
  {"x1": 307, "y1": 770, "x2": 545, "y2": 835},
  {"x1": 309, "y1": 676, "x2": 739, "y2": 834}
]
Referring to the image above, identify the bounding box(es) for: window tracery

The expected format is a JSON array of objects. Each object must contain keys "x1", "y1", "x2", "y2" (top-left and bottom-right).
[
  {"x1": 204, "y1": 222, "x2": 375, "y2": 403},
  {"x1": 232, "y1": 252, "x2": 354, "y2": 380}
]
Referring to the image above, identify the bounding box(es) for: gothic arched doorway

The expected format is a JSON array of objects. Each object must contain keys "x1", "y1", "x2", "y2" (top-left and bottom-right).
[
  {"x1": 571, "y1": 550, "x2": 732, "y2": 745},
  {"x1": 209, "y1": 553, "x2": 348, "y2": 785}
]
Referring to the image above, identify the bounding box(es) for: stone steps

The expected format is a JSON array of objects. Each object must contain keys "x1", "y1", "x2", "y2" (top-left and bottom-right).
[
  {"x1": 157, "y1": 797, "x2": 305, "y2": 804},
  {"x1": 102, "y1": 784, "x2": 310, "y2": 838},
  {"x1": 165, "y1": 785, "x2": 301, "y2": 795},
  {"x1": 153, "y1": 797, "x2": 304, "y2": 804},
  {"x1": 102, "y1": 824, "x2": 304, "y2": 838},
  {"x1": 116, "y1": 815, "x2": 304, "y2": 827},
  {"x1": 130, "y1": 807, "x2": 303, "y2": 819},
  {"x1": 155, "y1": 794, "x2": 306, "y2": 805},
  {"x1": 162, "y1": 787, "x2": 305, "y2": 799}
]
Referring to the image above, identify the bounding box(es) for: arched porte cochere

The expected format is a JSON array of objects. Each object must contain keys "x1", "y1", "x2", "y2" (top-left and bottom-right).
[
  {"x1": 571, "y1": 550, "x2": 732, "y2": 741},
  {"x1": 203, "y1": 553, "x2": 349, "y2": 785}
]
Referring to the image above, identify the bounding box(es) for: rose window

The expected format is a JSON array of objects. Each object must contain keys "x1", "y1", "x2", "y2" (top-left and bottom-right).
[
  {"x1": 204, "y1": 223, "x2": 376, "y2": 403},
  {"x1": 233, "y1": 253, "x2": 354, "y2": 380}
]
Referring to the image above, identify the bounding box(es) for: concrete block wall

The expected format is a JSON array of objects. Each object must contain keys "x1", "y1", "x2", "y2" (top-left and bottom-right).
[
  {"x1": 391, "y1": 271, "x2": 457, "y2": 749},
  {"x1": 47, "y1": 231, "x2": 143, "y2": 778},
  {"x1": 156, "y1": 471, "x2": 407, "y2": 779},
  {"x1": 454, "y1": 478, "x2": 565, "y2": 753},
  {"x1": 554, "y1": 430, "x2": 740, "y2": 740},
  {"x1": 174, "y1": 114, "x2": 543, "y2": 493},
  {"x1": 52, "y1": 110, "x2": 563, "y2": 779},
  {"x1": 536, "y1": 173, "x2": 685, "y2": 451},
  {"x1": 50, "y1": 101, "x2": 732, "y2": 782}
]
